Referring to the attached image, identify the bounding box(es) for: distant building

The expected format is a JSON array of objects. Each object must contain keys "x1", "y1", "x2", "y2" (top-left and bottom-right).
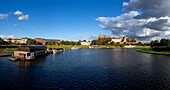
[
  {"x1": 98, "y1": 33, "x2": 137, "y2": 45},
  {"x1": 34, "y1": 38, "x2": 61, "y2": 45},
  {"x1": 4, "y1": 38, "x2": 28, "y2": 44},
  {"x1": 45, "y1": 39, "x2": 61, "y2": 45},
  {"x1": 81, "y1": 42, "x2": 91, "y2": 46},
  {"x1": 98, "y1": 33, "x2": 112, "y2": 41},
  {"x1": 111, "y1": 38, "x2": 121, "y2": 43},
  {"x1": 34, "y1": 38, "x2": 47, "y2": 45}
]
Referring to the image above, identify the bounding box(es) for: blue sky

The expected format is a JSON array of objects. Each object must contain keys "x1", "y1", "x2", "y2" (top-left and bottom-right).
[{"x1": 0, "y1": 0, "x2": 130, "y2": 41}]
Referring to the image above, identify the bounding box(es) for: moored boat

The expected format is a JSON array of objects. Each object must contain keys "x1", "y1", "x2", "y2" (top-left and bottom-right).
[
  {"x1": 52, "y1": 48, "x2": 64, "y2": 53},
  {"x1": 11, "y1": 45, "x2": 48, "y2": 60}
]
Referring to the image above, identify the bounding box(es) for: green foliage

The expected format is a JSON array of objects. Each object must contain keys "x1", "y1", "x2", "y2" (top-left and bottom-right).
[
  {"x1": 27, "y1": 39, "x2": 37, "y2": 45},
  {"x1": 137, "y1": 49, "x2": 170, "y2": 55},
  {"x1": 0, "y1": 37, "x2": 8, "y2": 45},
  {"x1": 150, "y1": 39, "x2": 170, "y2": 48},
  {"x1": 91, "y1": 40, "x2": 109, "y2": 45},
  {"x1": 61, "y1": 40, "x2": 81, "y2": 45},
  {"x1": 47, "y1": 42, "x2": 55, "y2": 45},
  {"x1": 137, "y1": 42, "x2": 142, "y2": 46},
  {"x1": 160, "y1": 39, "x2": 170, "y2": 46},
  {"x1": 82, "y1": 40, "x2": 86, "y2": 42},
  {"x1": 120, "y1": 44, "x2": 125, "y2": 47},
  {"x1": 150, "y1": 40, "x2": 159, "y2": 47}
]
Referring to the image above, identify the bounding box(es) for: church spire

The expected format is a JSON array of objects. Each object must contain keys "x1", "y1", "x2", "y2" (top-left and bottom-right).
[{"x1": 99, "y1": 32, "x2": 102, "y2": 38}]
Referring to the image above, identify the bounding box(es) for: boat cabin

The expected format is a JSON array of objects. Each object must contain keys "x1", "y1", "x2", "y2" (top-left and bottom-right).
[{"x1": 13, "y1": 45, "x2": 47, "y2": 60}]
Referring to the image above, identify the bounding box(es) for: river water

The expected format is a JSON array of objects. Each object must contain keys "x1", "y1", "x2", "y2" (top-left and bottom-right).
[{"x1": 0, "y1": 49, "x2": 170, "y2": 89}]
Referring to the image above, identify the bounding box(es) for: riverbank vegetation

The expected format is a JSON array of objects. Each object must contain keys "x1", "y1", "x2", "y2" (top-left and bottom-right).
[
  {"x1": 137, "y1": 39, "x2": 170, "y2": 55},
  {"x1": 0, "y1": 48, "x2": 18, "y2": 57},
  {"x1": 137, "y1": 49, "x2": 170, "y2": 55}
]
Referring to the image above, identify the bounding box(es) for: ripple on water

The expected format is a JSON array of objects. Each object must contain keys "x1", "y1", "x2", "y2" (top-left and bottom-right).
[{"x1": 0, "y1": 49, "x2": 170, "y2": 89}]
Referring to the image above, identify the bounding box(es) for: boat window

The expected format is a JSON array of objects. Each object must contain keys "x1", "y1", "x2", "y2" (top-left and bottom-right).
[{"x1": 27, "y1": 53, "x2": 30, "y2": 56}]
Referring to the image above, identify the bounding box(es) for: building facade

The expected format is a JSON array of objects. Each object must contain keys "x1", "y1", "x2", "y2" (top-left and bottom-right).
[
  {"x1": 34, "y1": 38, "x2": 47, "y2": 45},
  {"x1": 81, "y1": 42, "x2": 91, "y2": 46},
  {"x1": 13, "y1": 45, "x2": 47, "y2": 60},
  {"x1": 4, "y1": 38, "x2": 28, "y2": 44},
  {"x1": 98, "y1": 33, "x2": 137, "y2": 45}
]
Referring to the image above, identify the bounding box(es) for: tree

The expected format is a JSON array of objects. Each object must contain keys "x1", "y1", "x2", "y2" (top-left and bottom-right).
[
  {"x1": 47, "y1": 42, "x2": 56, "y2": 45},
  {"x1": 0, "y1": 37, "x2": 8, "y2": 45},
  {"x1": 110, "y1": 41, "x2": 114, "y2": 45},
  {"x1": 0, "y1": 37, "x2": 4, "y2": 45},
  {"x1": 27, "y1": 39, "x2": 37, "y2": 45},
  {"x1": 83, "y1": 40, "x2": 86, "y2": 42},
  {"x1": 160, "y1": 39, "x2": 170, "y2": 46},
  {"x1": 137, "y1": 42, "x2": 143, "y2": 46},
  {"x1": 150, "y1": 40, "x2": 159, "y2": 47}
]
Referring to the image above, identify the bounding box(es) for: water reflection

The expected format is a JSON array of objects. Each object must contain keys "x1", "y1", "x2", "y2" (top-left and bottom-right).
[
  {"x1": 0, "y1": 49, "x2": 170, "y2": 89},
  {"x1": 15, "y1": 61, "x2": 31, "y2": 67}
]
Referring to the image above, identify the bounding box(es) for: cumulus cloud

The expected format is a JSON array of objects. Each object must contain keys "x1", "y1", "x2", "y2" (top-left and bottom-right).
[
  {"x1": 96, "y1": 0, "x2": 170, "y2": 41},
  {"x1": 18, "y1": 15, "x2": 29, "y2": 20},
  {"x1": 0, "y1": 14, "x2": 8, "y2": 19},
  {"x1": 0, "y1": 35, "x2": 15, "y2": 39},
  {"x1": 14, "y1": 10, "x2": 23, "y2": 15},
  {"x1": 123, "y1": 0, "x2": 170, "y2": 19},
  {"x1": 13, "y1": 10, "x2": 29, "y2": 21}
]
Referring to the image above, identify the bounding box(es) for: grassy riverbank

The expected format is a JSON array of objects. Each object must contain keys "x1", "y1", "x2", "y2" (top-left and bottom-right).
[
  {"x1": 0, "y1": 54, "x2": 12, "y2": 57},
  {"x1": 0, "y1": 46, "x2": 19, "y2": 57},
  {"x1": 137, "y1": 49, "x2": 170, "y2": 55}
]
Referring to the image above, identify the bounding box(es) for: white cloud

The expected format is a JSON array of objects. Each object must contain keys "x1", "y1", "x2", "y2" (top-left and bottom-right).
[
  {"x1": 18, "y1": 15, "x2": 29, "y2": 20},
  {"x1": 14, "y1": 10, "x2": 23, "y2": 15},
  {"x1": 123, "y1": 2, "x2": 129, "y2": 6},
  {"x1": 96, "y1": 11, "x2": 170, "y2": 41},
  {"x1": 0, "y1": 35, "x2": 15, "y2": 39},
  {"x1": 0, "y1": 14, "x2": 8, "y2": 19},
  {"x1": 96, "y1": 0, "x2": 170, "y2": 41}
]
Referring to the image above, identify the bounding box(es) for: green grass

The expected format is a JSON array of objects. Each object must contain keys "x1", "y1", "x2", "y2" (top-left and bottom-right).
[
  {"x1": 0, "y1": 48, "x2": 18, "y2": 57},
  {"x1": 137, "y1": 49, "x2": 170, "y2": 55},
  {"x1": 99, "y1": 45, "x2": 115, "y2": 48},
  {"x1": 0, "y1": 54, "x2": 11, "y2": 57},
  {"x1": 133, "y1": 46, "x2": 150, "y2": 48}
]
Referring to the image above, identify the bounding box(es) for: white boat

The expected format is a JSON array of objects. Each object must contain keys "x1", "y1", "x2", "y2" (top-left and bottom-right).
[
  {"x1": 12, "y1": 45, "x2": 48, "y2": 60},
  {"x1": 71, "y1": 47, "x2": 79, "y2": 50},
  {"x1": 52, "y1": 48, "x2": 64, "y2": 53}
]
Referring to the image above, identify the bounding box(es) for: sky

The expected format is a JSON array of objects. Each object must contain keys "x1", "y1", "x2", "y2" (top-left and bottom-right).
[
  {"x1": 0, "y1": 0, "x2": 129, "y2": 41},
  {"x1": 1, "y1": 0, "x2": 169, "y2": 41}
]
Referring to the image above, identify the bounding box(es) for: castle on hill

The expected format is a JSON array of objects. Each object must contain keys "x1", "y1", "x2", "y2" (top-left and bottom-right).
[{"x1": 98, "y1": 33, "x2": 137, "y2": 45}]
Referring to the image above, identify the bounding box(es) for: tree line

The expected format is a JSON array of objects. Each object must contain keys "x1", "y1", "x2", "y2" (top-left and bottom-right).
[
  {"x1": 150, "y1": 39, "x2": 170, "y2": 48},
  {"x1": 0, "y1": 38, "x2": 9, "y2": 45},
  {"x1": 0, "y1": 37, "x2": 87, "y2": 45}
]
